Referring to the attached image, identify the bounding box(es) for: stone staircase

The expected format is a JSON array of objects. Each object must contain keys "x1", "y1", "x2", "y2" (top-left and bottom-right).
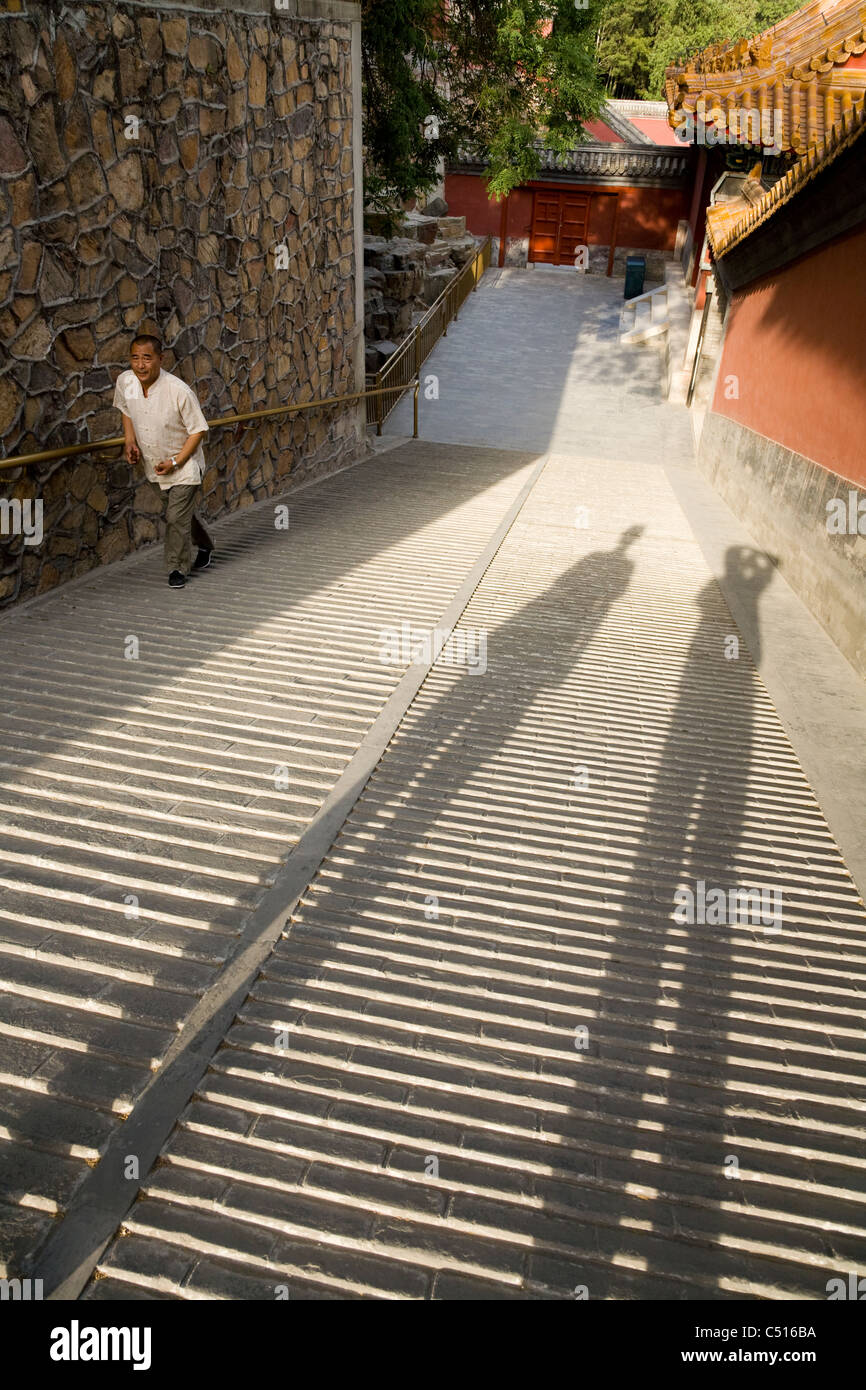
[
  {"x1": 70, "y1": 447, "x2": 866, "y2": 1302},
  {"x1": 0, "y1": 440, "x2": 539, "y2": 1283},
  {"x1": 618, "y1": 262, "x2": 694, "y2": 404},
  {"x1": 618, "y1": 284, "x2": 671, "y2": 345},
  {"x1": 6, "y1": 270, "x2": 866, "y2": 1304}
]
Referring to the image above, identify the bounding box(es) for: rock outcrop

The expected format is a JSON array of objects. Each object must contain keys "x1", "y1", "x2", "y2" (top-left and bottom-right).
[{"x1": 363, "y1": 211, "x2": 479, "y2": 373}]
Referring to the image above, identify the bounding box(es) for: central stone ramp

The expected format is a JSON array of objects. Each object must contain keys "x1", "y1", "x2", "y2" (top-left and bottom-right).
[{"x1": 87, "y1": 451, "x2": 866, "y2": 1300}]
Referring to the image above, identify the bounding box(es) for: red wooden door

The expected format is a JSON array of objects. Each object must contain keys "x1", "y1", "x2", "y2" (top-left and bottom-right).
[
  {"x1": 530, "y1": 191, "x2": 561, "y2": 263},
  {"x1": 530, "y1": 190, "x2": 590, "y2": 265},
  {"x1": 557, "y1": 192, "x2": 590, "y2": 264}
]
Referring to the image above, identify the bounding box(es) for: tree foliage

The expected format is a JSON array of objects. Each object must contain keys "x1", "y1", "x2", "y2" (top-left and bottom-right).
[
  {"x1": 361, "y1": 1, "x2": 445, "y2": 216},
  {"x1": 361, "y1": 1, "x2": 606, "y2": 209},
  {"x1": 596, "y1": 0, "x2": 794, "y2": 100},
  {"x1": 359, "y1": 0, "x2": 797, "y2": 214}
]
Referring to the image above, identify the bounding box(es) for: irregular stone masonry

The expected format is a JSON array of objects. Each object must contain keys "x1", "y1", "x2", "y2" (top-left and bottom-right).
[
  {"x1": 363, "y1": 216, "x2": 480, "y2": 374},
  {"x1": 0, "y1": 1, "x2": 360, "y2": 606}
]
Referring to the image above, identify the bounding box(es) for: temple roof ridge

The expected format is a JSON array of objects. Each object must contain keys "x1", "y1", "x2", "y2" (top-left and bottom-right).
[
  {"x1": 664, "y1": 0, "x2": 866, "y2": 153},
  {"x1": 707, "y1": 92, "x2": 866, "y2": 256}
]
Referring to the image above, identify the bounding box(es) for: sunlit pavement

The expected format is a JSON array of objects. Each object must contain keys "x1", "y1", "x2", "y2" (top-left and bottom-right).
[
  {"x1": 386, "y1": 266, "x2": 695, "y2": 464},
  {"x1": 3, "y1": 268, "x2": 866, "y2": 1300}
]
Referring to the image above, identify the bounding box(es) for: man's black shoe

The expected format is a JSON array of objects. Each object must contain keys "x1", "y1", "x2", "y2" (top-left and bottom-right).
[
  {"x1": 168, "y1": 570, "x2": 186, "y2": 588},
  {"x1": 192, "y1": 547, "x2": 213, "y2": 571}
]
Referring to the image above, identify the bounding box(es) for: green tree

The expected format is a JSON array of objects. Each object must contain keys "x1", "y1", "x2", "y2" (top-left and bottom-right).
[
  {"x1": 646, "y1": 0, "x2": 792, "y2": 96},
  {"x1": 361, "y1": 1, "x2": 606, "y2": 210},
  {"x1": 595, "y1": 0, "x2": 665, "y2": 98},
  {"x1": 593, "y1": 0, "x2": 794, "y2": 99},
  {"x1": 361, "y1": 0, "x2": 445, "y2": 219}
]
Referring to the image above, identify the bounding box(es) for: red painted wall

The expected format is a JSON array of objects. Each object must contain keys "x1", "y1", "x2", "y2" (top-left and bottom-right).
[
  {"x1": 444, "y1": 173, "x2": 689, "y2": 252},
  {"x1": 589, "y1": 185, "x2": 689, "y2": 250},
  {"x1": 712, "y1": 224, "x2": 866, "y2": 485},
  {"x1": 687, "y1": 149, "x2": 719, "y2": 287},
  {"x1": 628, "y1": 117, "x2": 684, "y2": 147},
  {"x1": 444, "y1": 173, "x2": 504, "y2": 238},
  {"x1": 584, "y1": 119, "x2": 623, "y2": 143}
]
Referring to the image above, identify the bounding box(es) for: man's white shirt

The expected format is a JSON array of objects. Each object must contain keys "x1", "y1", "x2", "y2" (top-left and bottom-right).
[{"x1": 113, "y1": 368, "x2": 209, "y2": 490}]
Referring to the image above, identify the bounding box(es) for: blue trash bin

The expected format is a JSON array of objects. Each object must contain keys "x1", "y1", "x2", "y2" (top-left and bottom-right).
[{"x1": 624, "y1": 256, "x2": 646, "y2": 300}]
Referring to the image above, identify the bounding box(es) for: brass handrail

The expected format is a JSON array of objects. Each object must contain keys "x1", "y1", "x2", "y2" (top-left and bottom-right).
[
  {"x1": 686, "y1": 282, "x2": 713, "y2": 409},
  {"x1": 366, "y1": 234, "x2": 492, "y2": 429},
  {"x1": 3, "y1": 233, "x2": 493, "y2": 472},
  {"x1": 0, "y1": 380, "x2": 419, "y2": 472}
]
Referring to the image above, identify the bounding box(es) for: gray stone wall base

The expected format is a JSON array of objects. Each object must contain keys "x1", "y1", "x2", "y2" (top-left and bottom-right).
[
  {"x1": 589, "y1": 246, "x2": 670, "y2": 281},
  {"x1": 490, "y1": 236, "x2": 529, "y2": 267},
  {"x1": 698, "y1": 411, "x2": 866, "y2": 679},
  {"x1": 489, "y1": 239, "x2": 670, "y2": 280}
]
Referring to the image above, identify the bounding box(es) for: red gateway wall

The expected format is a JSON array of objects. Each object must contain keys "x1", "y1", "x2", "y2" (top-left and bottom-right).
[
  {"x1": 444, "y1": 173, "x2": 689, "y2": 253},
  {"x1": 712, "y1": 224, "x2": 866, "y2": 486},
  {"x1": 584, "y1": 185, "x2": 689, "y2": 250},
  {"x1": 443, "y1": 174, "x2": 531, "y2": 240}
]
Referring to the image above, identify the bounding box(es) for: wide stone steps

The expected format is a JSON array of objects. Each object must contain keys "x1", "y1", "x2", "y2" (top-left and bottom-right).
[
  {"x1": 0, "y1": 440, "x2": 538, "y2": 1277},
  {"x1": 283, "y1": 907, "x2": 865, "y2": 1003},
  {"x1": 84, "y1": 451, "x2": 866, "y2": 1300},
  {"x1": 251, "y1": 943, "x2": 866, "y2": 1063}
]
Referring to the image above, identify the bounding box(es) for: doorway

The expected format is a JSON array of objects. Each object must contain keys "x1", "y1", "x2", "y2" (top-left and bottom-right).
[{"x1": 529, "y1": 189, "x2": 591, "y2": 265}]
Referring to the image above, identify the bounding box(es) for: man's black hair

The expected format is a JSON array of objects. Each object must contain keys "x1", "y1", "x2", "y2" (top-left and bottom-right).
[{"x1": 131, "y1": 333, "x2": 162, "y2": 353}]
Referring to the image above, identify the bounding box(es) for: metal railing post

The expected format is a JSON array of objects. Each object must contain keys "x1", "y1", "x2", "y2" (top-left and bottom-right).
[
  {"x1": 686, "y1": 284, "x2": 713, "y2": 409},
  {"x1": 413, "y1": 377, "x2": 419, "y2": 438},
  {"x1": 375, "y1": 370, "x2": 383, "y2": 436}
]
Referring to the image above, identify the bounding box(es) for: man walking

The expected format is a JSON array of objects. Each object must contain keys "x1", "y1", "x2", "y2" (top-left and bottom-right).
[{"x1": 113, "y1": 334, "x2": 214, "y2": 588}]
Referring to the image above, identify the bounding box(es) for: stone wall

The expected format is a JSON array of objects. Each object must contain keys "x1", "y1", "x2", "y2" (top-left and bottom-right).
[
  {"x1": 698, "y1": 412, "x2": 866, "y2": 682},
  {"x1": 491, "y1": 235, "x2": 670, "y2": 279},
  {"x1": 0, "y1": 0, "x2": 363, "y2": 605}
]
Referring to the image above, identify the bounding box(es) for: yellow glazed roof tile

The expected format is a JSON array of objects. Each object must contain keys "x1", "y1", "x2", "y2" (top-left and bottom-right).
[
  {"x1": 665, "y1": 1, "x2": 866, "y2": 153},
  {"x1": 707, "y1": 94, "x2": 866, "y2": 256}
]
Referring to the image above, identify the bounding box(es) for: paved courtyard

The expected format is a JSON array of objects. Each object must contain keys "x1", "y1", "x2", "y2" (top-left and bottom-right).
[
  {"x1": 2, "y1": 268, "x2": 865, "y2": 1299},
  {"x1": 385, "y1": 265, "x2": 694, "y2": 462}
]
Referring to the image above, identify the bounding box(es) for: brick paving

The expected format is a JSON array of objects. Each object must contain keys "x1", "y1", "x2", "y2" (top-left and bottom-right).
[{"x1": 3, "y1": 269, "x2": 865, "y2": 1300}]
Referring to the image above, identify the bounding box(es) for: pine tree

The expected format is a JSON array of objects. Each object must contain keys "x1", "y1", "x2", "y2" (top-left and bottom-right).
[
  {"x1": 361, "y1": 0, "x2": 445, "y2": 215},
  {"x1": 595, "y1": 0, "x2": 665, "y2": 99}
]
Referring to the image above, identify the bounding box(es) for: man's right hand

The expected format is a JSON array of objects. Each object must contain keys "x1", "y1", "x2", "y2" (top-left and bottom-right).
[{"x1": 125, "y1": 443, "x2": 140, "y2": 465}]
